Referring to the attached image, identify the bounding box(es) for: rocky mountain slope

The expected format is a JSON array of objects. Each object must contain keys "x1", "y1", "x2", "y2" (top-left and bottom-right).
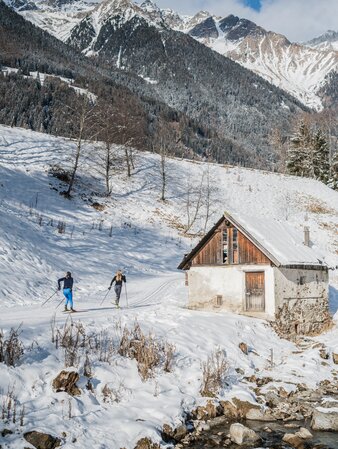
[
  {"x1": 179, "y1": 13, "x2": 338, "y2": 111},
  {"x1": 0, "y1": 0, "x2": 307, "y2": 169},
  {"x1": 6, "y1": 0, "x2": 337, "y2": 111}
]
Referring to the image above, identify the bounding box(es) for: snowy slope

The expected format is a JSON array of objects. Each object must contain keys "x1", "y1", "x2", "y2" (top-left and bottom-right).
[{"x1": 0, "y1": 125, "x2": 338, "y2": 448}]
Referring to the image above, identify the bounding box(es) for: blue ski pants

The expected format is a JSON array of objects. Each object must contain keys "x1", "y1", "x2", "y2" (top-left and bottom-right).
[{"x1": 63, "y1": 288, "x2": 73, "y2": 308}]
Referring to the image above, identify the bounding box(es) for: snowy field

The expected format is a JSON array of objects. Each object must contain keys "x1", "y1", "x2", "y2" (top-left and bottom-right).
[{"x1": 0, "y1": 125, "x2": 337, "y2": 448}]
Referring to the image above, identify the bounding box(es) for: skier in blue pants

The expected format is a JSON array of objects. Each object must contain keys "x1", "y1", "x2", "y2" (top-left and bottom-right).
[{"x1": 58, "y1": 272, "x2": 75, "y2": 312}]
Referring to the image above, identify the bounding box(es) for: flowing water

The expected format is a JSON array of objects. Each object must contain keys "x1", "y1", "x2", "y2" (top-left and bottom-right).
[{"x1": 187, "y1": 420, "x2": 338, "y2": 448}]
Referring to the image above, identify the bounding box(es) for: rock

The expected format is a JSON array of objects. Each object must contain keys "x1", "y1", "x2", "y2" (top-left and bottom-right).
[
  {"x1": 265, "y1": 391, "x2": 281, "y2": 407},
  {"x1": 282, "y1": 433, "x2": 305, "y2": 449},
  {"x1": 24, "y1": 431, "x2": 61, "y2": 449},
  {"x1": 235, "y1": 367, "x2": 245, "y2": 375},
  {"x1": 319, "y1": 350, "x2": 329, "y2": 360},
  {"x1": 332, "y1": 353, "x2": 338, "y2": 364},
  {"x1": 311, "y1": 408, "x2": 338, "y2": 431},
  {"x1": 1, "y1": 429, "x2": 13, "y2": 437},
  {"x1": 231, "y1": 398, "x2": 260, "y2": 419},
  {"x1": 52, "y1": 370, "x2": 81, "y2": 396},
  {"x1": 208, "y1": 416, "x2": 229, "y2": 428},
  {"x1": 133, "y1": 438, "x2": 161, "y2": 449},
  {"x1": 229, "y1": 423, "x2": 260, "y2": 445},
  {"x1": 173, "y1": 425, "x2": 188, "y2": 442},
  {"x1": 239, "y1": 343, "x2": 248, "y2": 355},
  {"x1": 295, "y1": 427, "x2": 313, "y2": 439},
  {"x1": 246, "y1": 408, "x2": 276, "y2": 421},
  {"x1": 193, "y1": 401, "x2": 221, "y2": 420},
  {"x1": 219, "y1": 400, "x2": 238, "y2": 420}
]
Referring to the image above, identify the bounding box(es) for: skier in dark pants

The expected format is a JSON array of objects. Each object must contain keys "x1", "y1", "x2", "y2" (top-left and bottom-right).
[
  {"x1": 108, "y1": 270, "x2": 126, "y2": 307},
  {"x1": 58, "y1": 272, "x2": 75, "y2": 312}
]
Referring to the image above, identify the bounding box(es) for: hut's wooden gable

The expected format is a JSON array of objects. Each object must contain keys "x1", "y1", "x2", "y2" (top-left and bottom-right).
[{"x1": 191, "y1": 219, "x2": 271, "y2": 266}]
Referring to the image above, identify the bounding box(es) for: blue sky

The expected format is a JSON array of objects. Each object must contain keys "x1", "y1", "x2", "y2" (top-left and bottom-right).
[
  {"x1": 243, "y1": 0, "x2": 261, "y2": 11},
  {"x1": 155, "y1": 0, "x2": 338, "y2": 42}
]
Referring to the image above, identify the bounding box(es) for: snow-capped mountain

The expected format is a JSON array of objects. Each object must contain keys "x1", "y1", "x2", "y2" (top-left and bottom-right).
[
  {"x1": 178, "y1": 14, "x2": 337, "y2": 111},
  {"x1": 4, "y1": 0, "x2": 337, "y2": 110},
  {"x1": 305, "y1": 30, "x2": 338, "y2": 52}
]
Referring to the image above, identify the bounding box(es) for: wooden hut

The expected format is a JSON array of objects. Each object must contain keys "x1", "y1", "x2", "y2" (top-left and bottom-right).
[{"x1": 178, "y1": 211, "x2": 330, "y2": 337}]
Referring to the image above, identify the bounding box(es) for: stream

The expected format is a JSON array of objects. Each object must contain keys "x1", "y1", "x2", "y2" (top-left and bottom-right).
[{"x1": 186, "y1": 420, "x2": 338, "y2": 448}]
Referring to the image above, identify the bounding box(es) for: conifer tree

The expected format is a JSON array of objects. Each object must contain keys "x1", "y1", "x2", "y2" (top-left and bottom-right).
[
  {"x1": 328, "y1": 150, "x2": 338, "y2": 191},
  {"x1": 313, "y1": 129, "x2": 330, "y2": 184},
  {"x1": 286, "y1": 122, "x2": 312, "y2": 177}
]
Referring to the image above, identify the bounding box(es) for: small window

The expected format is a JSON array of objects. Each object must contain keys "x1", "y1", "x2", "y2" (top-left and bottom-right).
[
  {"x1": 223, "y1": 229, "x2": 228, "y2": 263},
  {"x1": 232, "y1": 228, "x2": 238, "y2": 264},
  {"x1": 299, "y1": 276, "x2": 306, "y2": 285}
]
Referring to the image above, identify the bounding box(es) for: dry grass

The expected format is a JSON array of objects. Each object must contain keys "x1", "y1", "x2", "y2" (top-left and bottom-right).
[
  {"x1": 91, "y1": 202, "x2": 105, "y2": 211},
  {"x1": 118, "y1": 322, "x2": 175, "y2": 381},
  {"x1": 200, "y1": 348, "x2": 229, "y2": 397},
  {"x1": 0, "y1": 327, "x2": 24, "y2": 367},
  {"x1": 304, "y1": 197, "x2": 335, "y2": 215}
]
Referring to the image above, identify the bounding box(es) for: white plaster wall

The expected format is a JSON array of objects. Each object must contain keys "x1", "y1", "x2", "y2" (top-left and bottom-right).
[
  {"x1": 187, "y1": 265, "x2": 275, "y2": 317},
  {"x1": 273, "y1": 267, "x2": 329, "y2": 308}
]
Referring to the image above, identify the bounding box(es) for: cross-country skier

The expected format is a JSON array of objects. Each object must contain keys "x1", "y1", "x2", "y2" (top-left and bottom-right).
[
  {"x1": 108, "y1": 269, "x2": 126, "y2": 307},
  {"x1": 58, "y1": 272, "x2": 75, "y2": 312}
]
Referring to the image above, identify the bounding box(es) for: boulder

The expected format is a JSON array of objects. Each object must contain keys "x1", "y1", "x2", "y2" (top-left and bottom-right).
[
  {"x1": 332, "y1": 353, "x2": 338, "y2": 364},
  {"x1": 239, "y1": 343, "x2": 248, "y2": 355},
  {"x1": 219, "y1": 400, "x2": 238, "y2": 420},
  {"x1": 24, "y1": 431, "x2": 61, "y2": 449},
  {"x1": 311, "y1": 408, "x2": 338, "y2": 431},
  {"x1": 193, "y1": 400, "x2": 221, "y2": 420},
  {"x1": 52, "y1": 370, "x2": 81, "y2": 396},
  {"x1": 229, "y1": 423, "x2": 260, "y2": 445},
  {"x1": 295, "y1": 427, "x2": 313, "y2": 439},
  {"x1": 282, "y1": 433, "x2": 305, "y2": 449},
  {"x1": 133, "y1": 438, "x2": 161, "y2": 449},
  {"x1": 246, "y1": 408, "x2": 276, "y2": 421},
  {"x1": 232, "y1": 398, "x2": 260, "y2": 419}
]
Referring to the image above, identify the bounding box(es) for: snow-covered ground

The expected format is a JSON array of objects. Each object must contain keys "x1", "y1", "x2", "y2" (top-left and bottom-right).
[{"x1": 0, "y1": 125, "x2": 337, "y2": 448}]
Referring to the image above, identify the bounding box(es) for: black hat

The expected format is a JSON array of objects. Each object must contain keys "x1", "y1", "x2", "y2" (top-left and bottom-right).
[{"x1": 66, "y1": 271, "x2": 71, "y2": 277}]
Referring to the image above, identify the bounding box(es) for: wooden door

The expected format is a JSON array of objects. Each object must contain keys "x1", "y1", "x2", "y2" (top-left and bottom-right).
[{"x1": 245, "y1": 272, "x2": 265, "y2": 312}]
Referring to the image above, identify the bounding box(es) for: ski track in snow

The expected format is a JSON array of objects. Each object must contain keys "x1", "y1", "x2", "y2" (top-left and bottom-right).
[{"x1": 0, "y1": 125, "x2": 338, "y2": 448}]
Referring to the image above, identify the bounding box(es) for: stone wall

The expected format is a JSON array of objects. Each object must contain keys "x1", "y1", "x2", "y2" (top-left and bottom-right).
[{"x1": 273, "y1": 267, "x2": 330, "y2": 337}]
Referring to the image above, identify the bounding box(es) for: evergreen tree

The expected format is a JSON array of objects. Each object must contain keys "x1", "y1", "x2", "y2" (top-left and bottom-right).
[
  {"x1": 313, "y1": 129, "x2": 330, "y2": 184},
  {"x1": 286, "y1": 122, "x2": 312, "y2": 177},
  {"x1": 328, "y1": 150, "x2": 338, "y2": 191}
]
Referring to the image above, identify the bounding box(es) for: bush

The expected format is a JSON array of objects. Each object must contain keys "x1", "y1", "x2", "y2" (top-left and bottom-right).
[
  {"x1": 119, "y1": 322, "x2": 175, "y2": 381},
  {"x1": 0, "y1": 327, "x2": 24, "y2": 367},
  {"x1": 200, "y1": 348, "x2": 229, "y2": 397}
]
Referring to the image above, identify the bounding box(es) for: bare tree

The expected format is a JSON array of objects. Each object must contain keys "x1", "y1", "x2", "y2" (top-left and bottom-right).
[{"x1": 64, "y1": 95, "x2": 97, "y2": 197}]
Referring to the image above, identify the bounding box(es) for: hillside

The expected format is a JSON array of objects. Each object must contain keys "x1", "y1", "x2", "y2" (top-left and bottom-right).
[
  {"x1": 0, "y1": 125, "x2": 338, "y2": 448},
  {"x1": 0, "y1": 0, "x2": 309, "y2": 169}
]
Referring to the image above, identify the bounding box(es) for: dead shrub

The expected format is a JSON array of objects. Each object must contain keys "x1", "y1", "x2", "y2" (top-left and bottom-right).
[
  {"x1": 91, "y1": 202, "x2": 105, "y2": 211},
  {"x1": 0, "y1": 327, "x2": 24, "y2": 367},
  {"x1": 305, "y1": 198, "x2": 334, "y2": 215},
  {"x1": 1, "y1": 386, "x2": 25, "y2": 425},
  {"x1": 200, "y1": 348, "x2": 229, "y2": 397},
  {"x1": 49, "y1": 164, "x2": 71, "y2": 183},
  {"x1": 52, "y1": 317, "x2": 116, "y2": 368},
  {"x1": 118, "y1": 322, "x2": 175, "y2": 381},
  {"x1": 102, "y1": 382, "x2": 125, "y2": 404}
]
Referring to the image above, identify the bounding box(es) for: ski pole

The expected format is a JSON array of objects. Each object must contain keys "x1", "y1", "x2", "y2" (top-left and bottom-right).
[
  {"x1": 100, "y1": 289, "x2": 110, "y2": 306},
  {"x1": 41, "y1": 290, "x2": 58, "y2": 307},
  {"x1": 55, "y1": 294, "x2": 65, "y2": 309},
  {"x1": 125, "y1": 283, "x2": 129, "y2": 308}
]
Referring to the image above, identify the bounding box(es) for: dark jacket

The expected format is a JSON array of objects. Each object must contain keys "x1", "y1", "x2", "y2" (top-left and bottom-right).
[
  {"x1": 58, "y1": 277, "x2": 73, "y2": 290},
  {"x1": 110, "y1": 275, "x2": 126, "y2": 287}
]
